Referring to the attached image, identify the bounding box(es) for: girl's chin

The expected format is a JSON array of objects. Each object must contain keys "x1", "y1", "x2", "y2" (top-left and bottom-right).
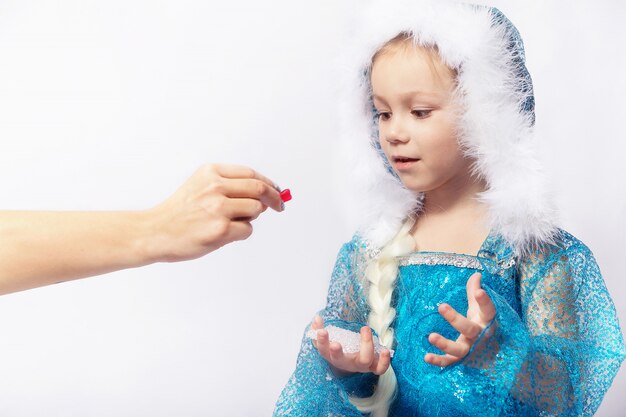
[
  {"x1": 395, "y1": 174, "x2": 429, "y2": 192},
  {"x1": 397, "y1": 181, "x2": 429, "y2": 195}
]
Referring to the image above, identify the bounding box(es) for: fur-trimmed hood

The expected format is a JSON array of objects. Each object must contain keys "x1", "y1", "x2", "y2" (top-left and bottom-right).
[{"x1": 335, "y1": 0, "x2": 558, "y2": 254}]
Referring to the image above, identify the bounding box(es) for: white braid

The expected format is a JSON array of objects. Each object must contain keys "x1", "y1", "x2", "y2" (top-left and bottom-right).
[{"x1": 349, "y1": 217, "x2": 416, "y2": 416}]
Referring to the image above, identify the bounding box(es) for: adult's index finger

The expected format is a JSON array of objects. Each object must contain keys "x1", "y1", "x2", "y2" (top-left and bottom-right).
[
  {"x1": 214, "y1": 164, "x2": 278, "y2": 190},
  {"x1": 221, "y1": 178, "x2": 283, "y2": 212}
]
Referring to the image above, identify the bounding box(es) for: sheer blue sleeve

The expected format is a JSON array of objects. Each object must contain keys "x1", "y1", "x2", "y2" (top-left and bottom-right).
[
  {"x1": 273, "y1": 236, "x2": 375, "y2": 417},
  {"x1": 457, "y1": 231, "x2": 626, "y2": 416}
]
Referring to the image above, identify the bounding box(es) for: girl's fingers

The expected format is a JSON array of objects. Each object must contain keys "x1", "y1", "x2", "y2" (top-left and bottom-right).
[
  {"x1": 328, "y1": 341, "x2": 347, "y2": 365},
  {"x1": 357, "y1": 327, "x2": 375, "y2": 370},
  {"x1": 475, "y1": 289, "x2": 496, "y2": 323},
  {"x1": 310, "y1": 316, "x2": 322, "y2": 348},
  {"x1": 466, "y1": 272, "x2": 482, "y2": 302},
  {"x1": 372, "y1": 349, "x2": 391, "y2": 375},
  {"x1": 438, "y1": 303, "x2": 483, "y2": 339},
  {"x1": 423, "y1": 273, "x2": 495, "y2": 368},
  {"x1": 424, "y1": 352, "x2": 460, "y2": 367},
  {"x1": 311, "y1": 320, "x2": 389, "y2": 375},
  {"x1": 315, "y1": 328, "x2": 331, "y2": 359},
  {"x1": 310, "y1": 316, "x2": 325, "y2": 348},
  {"x1": 428, "y1": 332, "x2": 470, "y2": 358},
  {"x1": 311, "y1": 315, "x2": 324, "y2": 330},
  {"x1": 314, "y1": 329, "x2": 352, "y2": 374}
]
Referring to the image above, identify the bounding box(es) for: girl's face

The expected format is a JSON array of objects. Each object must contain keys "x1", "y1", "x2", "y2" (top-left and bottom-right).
[{"x1": 370, "y1": 44, "x2": 474, "y2": 195}]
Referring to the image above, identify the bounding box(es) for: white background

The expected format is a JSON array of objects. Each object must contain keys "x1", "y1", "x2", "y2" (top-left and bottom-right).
[{"x1": 0, "y1": 1, "x2": 624, "y2": 416}]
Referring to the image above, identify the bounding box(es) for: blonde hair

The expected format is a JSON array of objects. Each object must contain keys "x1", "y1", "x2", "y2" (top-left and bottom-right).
[
  {"x1": 371, "y1": 31, "x2": 458, "y2": 84},
  {"x1": 349, "y1": 216, "x2": 416, "y2": 416},
  {"x1": 350, "y1": 32, "x2": 459, "y2": 417}
]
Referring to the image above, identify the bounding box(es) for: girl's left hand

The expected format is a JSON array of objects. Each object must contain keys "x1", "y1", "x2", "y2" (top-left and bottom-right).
[{"x1": 424, "y1": 272, "x2": 496, "y2": 367}]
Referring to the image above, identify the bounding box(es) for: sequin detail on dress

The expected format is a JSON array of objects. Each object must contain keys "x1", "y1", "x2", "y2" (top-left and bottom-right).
[
  {"x1": 397, "y1": 252, "x2": 484, "y2": 270},
  {"x1": 273, "y1": 231, "x2": 626, "y2": 417}
]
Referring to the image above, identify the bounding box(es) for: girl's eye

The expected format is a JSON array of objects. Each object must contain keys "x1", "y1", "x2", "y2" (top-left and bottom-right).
[
  {"x1": 412, "y1": 109, "x2": 432, "y2": 118},
  {"x1": 377, "y1": 112, "x2": 391, "y2": 121}
]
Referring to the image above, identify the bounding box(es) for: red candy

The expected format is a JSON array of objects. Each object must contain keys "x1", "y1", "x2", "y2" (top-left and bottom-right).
[{"x1": 280, "y1": 188, "x2": 292, "y2": 202}]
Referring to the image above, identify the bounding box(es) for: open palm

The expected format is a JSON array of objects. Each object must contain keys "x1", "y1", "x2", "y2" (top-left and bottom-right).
[{"x1": 424, "y1": 272, "x2": 496, "y2": 367}]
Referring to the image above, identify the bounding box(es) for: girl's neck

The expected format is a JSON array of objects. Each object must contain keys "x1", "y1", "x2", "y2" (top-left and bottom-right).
[
  {"x1": 421, "y1": 173, "x2": 486, "y2": 216},
  {"x1": 411, "y1": 174, "x2": 490, "y2": 256}
]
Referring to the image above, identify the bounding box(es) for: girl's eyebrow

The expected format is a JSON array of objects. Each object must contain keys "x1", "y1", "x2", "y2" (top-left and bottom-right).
[{"x1": 373, "y1": 90, "x2": 442, "y2": 103}]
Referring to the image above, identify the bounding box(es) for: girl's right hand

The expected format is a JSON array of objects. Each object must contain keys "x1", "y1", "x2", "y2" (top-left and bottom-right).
[{"x1": 311, "y1": 315, "x2": 391, "y2": 376}]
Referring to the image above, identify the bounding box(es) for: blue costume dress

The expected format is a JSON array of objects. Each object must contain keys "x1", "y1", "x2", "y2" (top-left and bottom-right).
[
  {"x1": 273, "y1": 230, "x2": 626, "y2": 416},
  {"x1": 274, "y1": 2, "x2": 625, "y2": 415}
]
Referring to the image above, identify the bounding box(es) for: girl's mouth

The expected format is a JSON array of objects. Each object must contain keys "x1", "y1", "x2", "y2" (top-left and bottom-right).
[{"x1": 393, "y1": 156, "x2": 420, "y2": 170}]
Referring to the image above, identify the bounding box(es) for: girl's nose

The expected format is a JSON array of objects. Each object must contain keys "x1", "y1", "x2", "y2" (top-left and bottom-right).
[{"x1": 385, "y1": 119, "x2": 410, "y2": 144}]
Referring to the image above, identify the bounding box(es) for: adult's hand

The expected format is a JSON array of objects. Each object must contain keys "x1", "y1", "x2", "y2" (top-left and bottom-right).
[
  {"x1": 145, "y1": 163, "x2": 284, "y2": 262},
  {"x1": 0, "y1": 163, "x2": 284, "y2": 295}
]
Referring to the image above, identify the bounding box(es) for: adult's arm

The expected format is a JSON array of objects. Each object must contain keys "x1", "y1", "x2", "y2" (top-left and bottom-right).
[{"x1": 0, "y1": 163, "x2": 283, "y2": 295}]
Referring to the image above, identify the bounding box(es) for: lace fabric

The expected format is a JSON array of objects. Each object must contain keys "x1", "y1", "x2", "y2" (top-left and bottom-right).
[{"x1": 273, "y1": 230, "x2": 626, "y2": 416}]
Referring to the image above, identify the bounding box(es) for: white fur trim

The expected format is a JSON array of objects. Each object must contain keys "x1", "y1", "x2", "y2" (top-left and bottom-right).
[{"x1": 334, "y1": 0, "x2": 558, "y2": 253}]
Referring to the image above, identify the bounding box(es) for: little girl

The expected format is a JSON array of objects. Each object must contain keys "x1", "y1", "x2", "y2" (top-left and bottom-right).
[{"x1": 274, "y1": 1, "x2": 625, "y2": 416}]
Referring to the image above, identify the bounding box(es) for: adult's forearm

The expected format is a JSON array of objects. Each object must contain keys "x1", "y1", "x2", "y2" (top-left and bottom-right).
[
  {"x1": 0, "y1": 164, "x2": 285, "y2": 295},
  {"x1": 0, "y1": 210, "x2": 156, "y2": 295}
]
